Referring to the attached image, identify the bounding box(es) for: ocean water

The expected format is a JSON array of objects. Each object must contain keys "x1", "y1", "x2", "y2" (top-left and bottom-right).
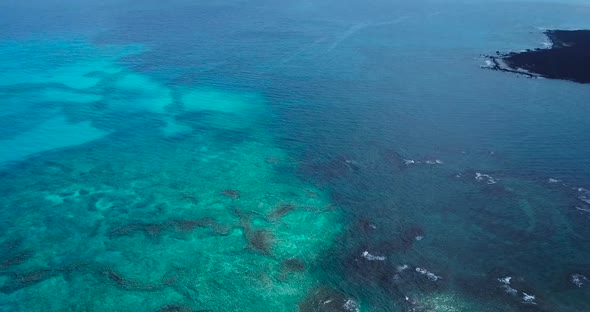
[{"x1": 0, "y1": 0, "x2": 589, "y2": 311}]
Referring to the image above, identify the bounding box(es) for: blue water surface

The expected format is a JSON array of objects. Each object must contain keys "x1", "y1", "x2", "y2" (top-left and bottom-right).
[{"x1": 0, "y1": 0, "x2": 589, "y2": 311}]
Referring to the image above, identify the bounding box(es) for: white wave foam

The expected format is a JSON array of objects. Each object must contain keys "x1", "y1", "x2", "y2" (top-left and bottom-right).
[
  {"x1": 362, "y1": 251, "x2": 386, "y2": 261},
  {"x1": 522, "y1": 293, "x2": 537, "y2": 305},
  {"x1": 483, "y1": 59, "x2": 494, "y2": 68},
  {"x1": 498, "y1": 276, "x2": 512, "y2": 285},
  {"x1": 396, "y1": 264, "x2": 409, "y2": 272},
  {"x1": 572, "y1": 274, "x2": 588, "y2": 288},
  {"x1": 415, "y1": 267, "x2": 442, "y2": 281},
  {"x1": 496, "y1": 276, "x2": 537, "y2": 304},
  {"x1": 551, "y1": 182, "x2": 590, "y2": 207},
  {"x1": 576, "y1": 187, "x2": 590, "y2": 204},
  {"x1": 502, "y1": 284, "x2": 518, "y2": 296},
  {"x1": 343, "y1": 299, "x2": 360, "y2": 312},
  {"x1": 475, "y1": 172, "x2": 497, "y2": 184},
  {"x1": 404, "y1": 159, "x2": 416, "y2": 165},
  {"x1": 498, "y1": 276, "x2": 519, "y2": 295},
  {"x1": 497, "y1": 276, "x2": 519, "y2": 297},
  {"x1": 404, "y1": 159, "x2": 442, "y2": 166}
]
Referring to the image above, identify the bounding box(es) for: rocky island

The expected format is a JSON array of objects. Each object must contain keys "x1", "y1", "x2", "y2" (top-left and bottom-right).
[{"x1": 486, "y1": 29, "x2": 590, "y2": 83}]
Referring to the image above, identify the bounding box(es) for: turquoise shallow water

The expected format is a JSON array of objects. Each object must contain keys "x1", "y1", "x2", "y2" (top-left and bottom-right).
[{"x1": 1, "y1": 0, "x2": 590, "y2": 311}]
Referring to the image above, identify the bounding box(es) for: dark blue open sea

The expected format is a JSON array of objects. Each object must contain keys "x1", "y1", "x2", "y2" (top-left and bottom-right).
[{"x1": 1, "y1": 0, "x2": 589, "y2": 311}]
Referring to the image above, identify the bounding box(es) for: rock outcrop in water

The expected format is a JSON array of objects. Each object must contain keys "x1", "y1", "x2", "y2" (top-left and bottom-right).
[{"x1": 485, "y1": 30, "x2": 590, "y2": 83}]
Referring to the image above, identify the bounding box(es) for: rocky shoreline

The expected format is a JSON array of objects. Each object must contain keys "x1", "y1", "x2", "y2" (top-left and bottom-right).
[{"x1": 485, "y1": 30, "x2": 590, "y2": 84}]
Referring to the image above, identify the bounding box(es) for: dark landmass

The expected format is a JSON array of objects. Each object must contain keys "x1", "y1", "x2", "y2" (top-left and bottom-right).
[{"x1": 486, "y1": 30, "x2": 590, "y2": 83}]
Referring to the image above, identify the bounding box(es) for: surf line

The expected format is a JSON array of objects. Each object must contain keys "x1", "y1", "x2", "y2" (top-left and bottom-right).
[
  {"x1": 326, "y1": 16, "x2": 410, "y2": 53},
  {"x1": 267, "y1": 15, "x2": 412, "y2": 74},
  {"x1": 268, "y1": 37, "x2": 330, "y2": 71}
]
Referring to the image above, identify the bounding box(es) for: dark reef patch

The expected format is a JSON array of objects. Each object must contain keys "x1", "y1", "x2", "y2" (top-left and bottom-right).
[
  {"x1": 0, "y1": 262, "x2": 181, "y2": 294},
  {"x1": 282, "y1": 258, "x2": 305, "y2": 272},
  {"x1": 107, "y1": 217, "x2": 232, "y2": 241},
  {"x1": 246, "y1": 229, "x2": 274, "y2": 255},
  {"x1": 0, "y1": 249, "x2": 34, "y2": 269},
  {"x1": 221, "y1": 189, "x2": 240, "y2": 199},
  {"x1": 486, "y1": 30, "x2": 590, "y2": 83},
  {"x1": 234, "y1": 208, "x2": 275, "y2": 255},
  {"x1": 0, "y1": 269, "x2": 60, "y2": 294},
  {"x1": 279, "y1": 258, "x2": 306, "y2": 281},
  {"x1": 266, "y1": 203, "x2": 297, "y2": 222},
  {"x1": 155, "y1": 305, "x2": 212, "y2": 312},
  {"x1": 0, "y1": 237, "x2": 34, "y2": 269}
]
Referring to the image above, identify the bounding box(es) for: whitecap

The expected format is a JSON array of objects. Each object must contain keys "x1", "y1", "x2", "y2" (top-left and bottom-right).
[
  {"x1": 415, "y1": 267, "x2": 442, "y2": 281},
  {"x1": 522, "y1": 293, "x2": 536, "y2": 305},
  {"x1": 426, "y1": 272, "x2": 441, "y2": 281},
  {"x1": 548, "y1": 178, "x2": 560, "y2": 183},
  {"x1": 501, "y1": 284, "x2": 518, "y2": 296},
  {"x1": 396, "y1": 264, "x2": 409, "y2": 272},
  {"x1": 362, "y1": 251, "x2": 386, "y2": 261},
  {"x1": 343, "y1": 299, "x2": 360, "y2": 312},
  {"x1": 574, "y1": 187, "x2": 590, "y2": 204},
  {"x1": 498, "y1": 277, "x2": 519, "y2": 296},
  {"x1": 475, "y1": 172, "x2": 497, "y2": 184},
  {"x1": 404, "y1": 159, "x2": 416, "y2": 165},
  {"x1": 498, "y1": 276, "x2": 512, "y2": 285},
  {"x1": 572, "y1": 274, "x2": 588, "y2": 288}
]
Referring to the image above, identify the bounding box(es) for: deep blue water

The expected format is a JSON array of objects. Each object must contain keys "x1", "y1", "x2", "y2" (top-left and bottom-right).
[{"x1": 1, "y1": 0, "x2": 589, "y2": 311}]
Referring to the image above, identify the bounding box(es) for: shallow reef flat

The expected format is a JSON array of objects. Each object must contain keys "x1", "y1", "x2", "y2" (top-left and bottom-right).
[
  {"x1": 0, "y1": 38, "x2": 344, "y2": 311},
  {"x1": 0, "y1": 122, "x2": 343, "y2": 311}
]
